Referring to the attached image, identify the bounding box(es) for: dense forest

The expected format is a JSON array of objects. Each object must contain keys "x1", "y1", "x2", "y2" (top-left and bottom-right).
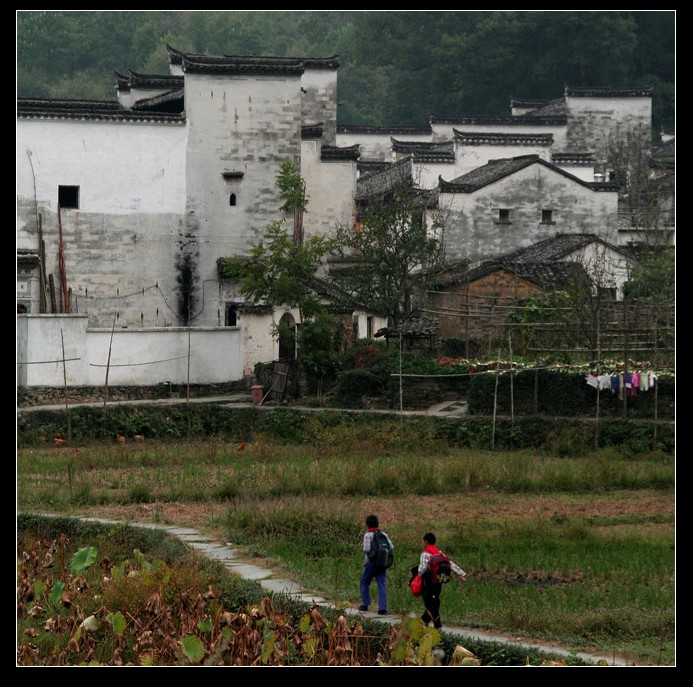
[{"x1": 17, "y1": 10, "x2": 675, "y2": 133}]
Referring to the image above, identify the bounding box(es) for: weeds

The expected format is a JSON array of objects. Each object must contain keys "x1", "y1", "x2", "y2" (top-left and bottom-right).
[{"x1": 17, "y1": 434, "x2": 675, "y2": 666}]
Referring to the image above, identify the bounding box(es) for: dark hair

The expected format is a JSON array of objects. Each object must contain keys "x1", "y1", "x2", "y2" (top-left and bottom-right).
[
  {"x1": 366, "y1": 514, "x2": 379, "y2": 528},
  {"x1": 423, "y1": 532, "x2": 436, "y2": 544}
]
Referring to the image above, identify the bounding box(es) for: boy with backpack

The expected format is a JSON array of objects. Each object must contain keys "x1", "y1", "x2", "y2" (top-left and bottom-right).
[
  {"x1": 359, "y1": 514, "x2": 394, "y2": 615},
  {"x1": 412, "y1": 532, "x2": 466, "y2": 629}
]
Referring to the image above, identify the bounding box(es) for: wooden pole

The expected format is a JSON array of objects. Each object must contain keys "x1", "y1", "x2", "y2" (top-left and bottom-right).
[
  {"x1": 60, "y1": 329, "x2": 71, "y2": 440},
  {"x1": 491, "y1": 349, "x2": 500, "y2": 450},
  {"x1": 103, "y1": 313, "x2": 117, "y2": 409}
]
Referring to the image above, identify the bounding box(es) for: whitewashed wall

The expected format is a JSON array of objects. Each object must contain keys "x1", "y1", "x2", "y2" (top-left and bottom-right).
[
  {"x1": 432, "y1": 121, "x2": 569, "y2": 152},
  {"x1": 336, "y1": 131, "x2": 431, "y2": 162},
  {"x1": 17, "y1": 315, "x2": 243, "y2": 387},
  {"x1": 301, "y1": 140, "x2": 358, "y2": 240},
  {"x1": 566, "y1": 94, "x2": 652, "y2": 162},
  {"x1": 440, "y1": 164, "x2": 619, "y2": 263},
  {"x1": 16, "y1": 117, "x2": 188, "y2": 325},
  {"x1": 454, "y1": 142, "x2": 552, "y2": 177}
]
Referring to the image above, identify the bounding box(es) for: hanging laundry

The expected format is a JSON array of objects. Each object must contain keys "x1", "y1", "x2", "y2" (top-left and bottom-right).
[
  {"x1": 598, "y1": 375, "x2": 611, "y2": 390},
  {"x1": 610, "y1": 375, "x2": 619, "y2": 393},
  {"x1": 629, "y1": 372, "x2": 641, "y2": 397}
]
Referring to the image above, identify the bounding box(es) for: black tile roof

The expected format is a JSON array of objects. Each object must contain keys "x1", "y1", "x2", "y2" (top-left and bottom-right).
[
  {"x1": 496, "y1": 233, "x2": 636, "y2": 263},
  {"x1": 115, "y1": 70, "x2": 184, "y2": 91},
  {"x1": 337, "y1": 125, "x2": 432, "y2": 136},
  {"x1": 431, "y1": 114, "x2": 567, "y2": 126},
  {"x1": 167, "y1": 45, "x2": 339, "y2": 77},
  {"x1": 17, "y1": 98, "x2": 185, "y2": 124},
  {"x1": 564, "y1": 86, "x2": 654, "y2": 98},
  {"x1": 301, "y1": 123, "x2": 324, "y2": 139},
  {"x1": 181, "y1": 52, "x2": 305, "y2": 76},
  {"x1": 17, "y1": 250, "x2": 40, "y2": 268},
  {"x1": 300, "y1": 275, "x2": 365, "y2": 311},
  {"x1": 510, "y1": 97, "x2": 554, "y2": 109},
  {"x1": 375, "y1": 314, "x2": 440, "y2": 339},
  {"x1": 431, "y1": 257, "x2": 587, "y2": 291},
  {"x1": 453, "y1": 129, "x2": 554, "y2": 146},
  {"x1": 130, "y1": 89, "x2": 184, "y2": 113},
  {"x1": 355, "y1": 156, "x2": 413, "y2": 200},
  {"x1": 303, "y1": 56, "x2": 340, "y2": 70},
  {"x1": 551, "y1": 152, "x2": 595, "y2": 165},
  {"x1": 320, "y1": 144, "x2": 360, "y2": 161},
  {"x1": 391, "y1": 138, "x2": 455, "y2": 163},
  {"x1": 439, "y1": 155, "x2": 617, "y2": 193}
]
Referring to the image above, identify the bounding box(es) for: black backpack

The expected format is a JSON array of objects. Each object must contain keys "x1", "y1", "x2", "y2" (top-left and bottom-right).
[
  {"x1": 368, "y1": 531, "x2": 394, "y2": 570},
  {"x1": 428, "y1": 552, "x2": 452, "y2": 584}
]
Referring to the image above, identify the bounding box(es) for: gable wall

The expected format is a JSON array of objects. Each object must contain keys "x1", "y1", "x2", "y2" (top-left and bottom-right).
[
  {"x1": 566, "y1": 95, "x2": 652, "y2": 167},
  {"x1": 301, "y1": 68, "x2": 338, "y2": 145},
  {"x1": 182, "y1": 71, "x2": 303, "y2": 327},
  {"x1": 301, "y1": 140, "x2": 357, "y2": 243},
  {"x1": 16, "y1": 117, "x2": 188, "y2": 326},
  {"x1": 440, "y1": 165, "x2": 619, "y2": 263}
]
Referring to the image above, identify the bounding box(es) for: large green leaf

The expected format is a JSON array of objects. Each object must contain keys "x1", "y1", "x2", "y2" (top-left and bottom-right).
[
  {"x1": 106, "y1": 611, "x2": 126, "y2": 637},
  {"x1": 48, "y1": 581, "x2": 65, "y2": 606},
  {"x1": 70, "y1": 546, "x2": 97, "y2": 573},
  {"x1": 182, "y1": 635, "x2": 205, "y2": 664}
]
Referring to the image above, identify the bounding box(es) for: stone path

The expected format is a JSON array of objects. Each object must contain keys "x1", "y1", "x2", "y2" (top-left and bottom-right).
[{"x1": 59, "y1": 515, "x2": 638, "y2": 667}]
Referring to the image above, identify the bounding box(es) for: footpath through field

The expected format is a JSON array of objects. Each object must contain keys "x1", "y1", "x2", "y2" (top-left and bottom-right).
[{"x1": 47, "y1": 515, "x2": 639, "y2": 667}]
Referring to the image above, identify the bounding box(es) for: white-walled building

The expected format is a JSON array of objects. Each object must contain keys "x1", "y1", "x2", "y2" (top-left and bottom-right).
[
  {"x1": 437, "y1": 155, "x2": 620, "y2": 264},
  {"x1": 16, "y1": 47, "x2": 671, "y2": 388}
]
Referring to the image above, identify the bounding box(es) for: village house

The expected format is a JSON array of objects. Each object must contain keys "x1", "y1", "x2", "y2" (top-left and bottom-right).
[
  {"x1": 16, "y1": 46, "x2": 672, "y2": 390},
  {"x1": 424, "y1": 233, "x2": 640, "y2": 354}
]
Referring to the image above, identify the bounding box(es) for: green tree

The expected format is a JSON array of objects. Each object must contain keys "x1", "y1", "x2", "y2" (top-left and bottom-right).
[
  {"x1": 605, "y1": 128, "x2": 675, "y2": 245},
  {"x1": 330, "y1": 180, "x2": 445, "y2": 327},
  {"x1": 623, "y1": 248, "x2": 675, "y2": 303}
]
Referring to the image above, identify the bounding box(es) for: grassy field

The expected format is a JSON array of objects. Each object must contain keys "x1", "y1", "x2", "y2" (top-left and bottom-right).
[{"x1": 17, "y1": 428, "x2": 675, "y2": 666}]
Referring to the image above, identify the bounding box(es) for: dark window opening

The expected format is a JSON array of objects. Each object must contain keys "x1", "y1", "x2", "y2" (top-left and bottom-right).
[
  {"x1": 229, "y1": 193, "x2": 237, "y2": 206},
  {"x1": 278, "y1": 312, "x2": 297, "y2": 362},
  {"x1": 225, "y1": 304, "x2": 238, "y2": 326},
  {"x1": 367, "y1": 316, "x2": 374, "y2": 338},
  {"x1": 541, "y1": 209, "x2": 554, "y2": 224},
  {"x1": 497, "y1": 209, "x2": 511, "y2": 224},
  {"x1": 59, "y1": 185, "x2": 79, "y2": 209}
]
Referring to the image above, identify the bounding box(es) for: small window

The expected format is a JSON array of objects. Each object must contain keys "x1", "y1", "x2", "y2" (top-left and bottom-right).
[
  {"x1": 59, "y1": 185, "x2": 79, "y2": 209},
  {"x1": 225, "y1": 304, "x2": 238, "y2": 326},
  {"x1": 541, "y1": 210, "x2": 554, "y2": 225},
  {"x1": 497, "y1": 209, "x2": 511, "y2": 224},
  {"x1": 229, "y1": 193, "x2": 237, "y2": 207}
]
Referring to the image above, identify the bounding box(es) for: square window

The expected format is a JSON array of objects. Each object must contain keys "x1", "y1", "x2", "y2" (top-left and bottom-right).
[
  {"x1": 541, "y1": 210, "x2": 554, "y2": 224},
  {"x1": 59, "y1": 185, "x2": 79, "y2": 209},
  {"x1": 498, "y1": 209, "x2": 511, "y2": 224}
]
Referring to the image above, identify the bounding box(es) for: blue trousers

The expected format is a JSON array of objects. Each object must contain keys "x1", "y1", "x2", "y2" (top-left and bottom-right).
[{"x1": 360, "y1": 561, "x2": 387, "y2": 611}]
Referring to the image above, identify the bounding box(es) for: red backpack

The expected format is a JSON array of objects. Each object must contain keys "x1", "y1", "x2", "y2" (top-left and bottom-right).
[{"x1": 428, "y1": 552, "x2": 452, "y2": 584}]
